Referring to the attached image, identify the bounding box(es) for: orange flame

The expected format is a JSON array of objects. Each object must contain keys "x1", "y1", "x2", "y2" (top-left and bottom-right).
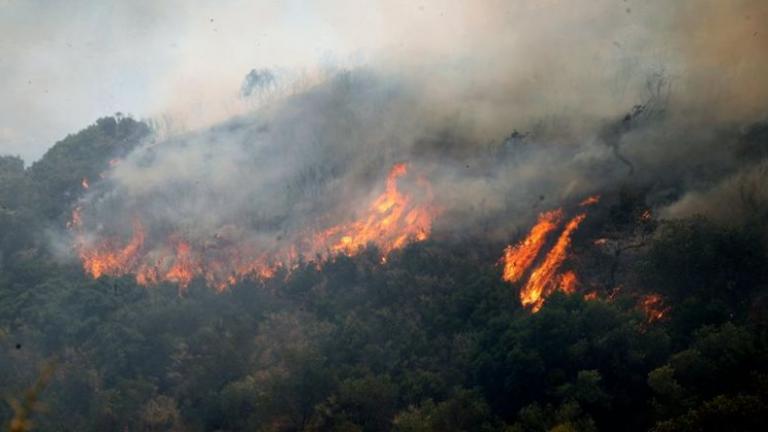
[
  {"x1": 136, "y1": 261, "x2": 161, "y2": 287},
  {"x1": 579, "y1": 195, "x2": 600, "y2": 207},
  {"x1": 558, "y1": 270, "x2": 578, "y2": 294},
  {"x1": 163, "y1": 240, "x2": 201, "y2": 289},
  {"x1": 499, "y1": 196, "x2": 596, "y2": 312},
  {"x1": 315, "y1": 163, "x2": 433, "y2": 257},
  {"x1": 639, "y1": 293, "x2": 668, "y2": 323},
  {"x1": 520, "y1": 213, "x2": 586, "y2": 312},
  {"x1": 501, "y1": 210, "x2": 563, "y2": 283},
  {"x1": 77, "y1": 219, "x2": 145, "y2": 279},
  {"x1": 72, "y1": 163, "x2": 435, "y2": 290}
]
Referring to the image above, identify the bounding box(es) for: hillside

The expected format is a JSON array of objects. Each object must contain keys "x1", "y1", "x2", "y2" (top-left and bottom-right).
[{"x1": 1, "y1": 113, "x2": 768, "y2": 432}]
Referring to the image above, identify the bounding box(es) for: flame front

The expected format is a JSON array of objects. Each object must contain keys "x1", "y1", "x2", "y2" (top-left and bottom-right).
[
  {"x1": 77, "y1": 219, "x2": 145, "y2": 279},
  {"x1": 71, "y1": 163, "x2": 435, "y2": 291},
  {"x1": 163, "y1": 241, "x2": 201, "y2": 289},
  {"x1": 315, "y1": 163, "x2": 433, "y2": 257},
  {"x1": 501, "y1": 210, "x2": 563, "y2": 283}
]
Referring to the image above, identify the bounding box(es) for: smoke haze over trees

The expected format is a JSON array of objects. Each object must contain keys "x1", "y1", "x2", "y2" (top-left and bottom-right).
[{"x1": 1, "y1": 1, "x2": 768, "y2": 431}]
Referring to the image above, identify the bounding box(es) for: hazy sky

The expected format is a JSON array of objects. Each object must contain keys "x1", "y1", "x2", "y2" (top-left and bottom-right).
[
  {"x1": 0, "y1": 0, "x2": 393, "y2": 162},
  {"x1": 0, "y1": 0, "x2": 636, "y2": 163},
  {"x1": 2, "y1": 0, "x2": 765, "y2": 163}
]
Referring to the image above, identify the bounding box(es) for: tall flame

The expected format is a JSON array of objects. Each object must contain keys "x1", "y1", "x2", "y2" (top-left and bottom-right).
[
  {"x1": 501, "y1": 210, "x2": 563, "y2": 283},
  {"x1": 500, "y1": 200, "x2": 591, "y2": 313},
  {"x1": 315, "y1": 163, "x2": 433, "y2": 257},
  {"x1": 520, "y1": 213, "x2": 586, "y2": 312},
  {"x1": 71, "y1": 163, "x2": 435, "y2": 291}
]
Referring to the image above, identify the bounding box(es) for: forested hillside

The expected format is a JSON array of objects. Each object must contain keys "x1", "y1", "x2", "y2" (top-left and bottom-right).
[{"x1": 1, "y1": 115, "x2": 768, "y2": 432}]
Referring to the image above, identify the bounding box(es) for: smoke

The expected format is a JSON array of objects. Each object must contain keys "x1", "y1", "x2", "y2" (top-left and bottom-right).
[
  {"x1": 661, "y1": 162, "x2": 768, "y2": 227},
  {"x1": 61, "y1": 0, "x2": 768, "y2": 286}
]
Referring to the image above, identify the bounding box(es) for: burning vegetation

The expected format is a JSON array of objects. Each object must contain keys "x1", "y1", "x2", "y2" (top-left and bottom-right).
[
  {"x1": 3, "y1": 0, "x2": 768, "y2": 429},
  {"x1": 639, "y1": 293, "x2": 669, "y2": 323},
  {"x1": 501, "y1": 200, "x2": 594, "y2": 312},
  {"x1": 70, "y1": 163, "x2": 435, "y2": 291},
  {"x1": 72, "y1": 162, "x2": 673, "y2": 323},
  {"x1": 314, "y1": 163, "x2": 433, "y2": 257},
  {"x1": 500, "y1": 210, "x2": 563, "y2": 284}
]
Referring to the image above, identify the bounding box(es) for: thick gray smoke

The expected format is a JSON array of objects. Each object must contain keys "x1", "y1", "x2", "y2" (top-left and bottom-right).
[
  {"x1": 68, "y1": 0, "x2": 768, "y2": 277},
  {"x1": 82, "y1": 72, "x2": 425, "y2": 244}
]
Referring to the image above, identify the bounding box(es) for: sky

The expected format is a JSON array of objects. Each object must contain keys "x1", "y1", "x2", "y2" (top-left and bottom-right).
[
  {"x1": 0, "y1": 0, "x2": 382, "y2": 162},
  {"x1": 1, "y1": 0, "x2": 765, "y2": 163}
]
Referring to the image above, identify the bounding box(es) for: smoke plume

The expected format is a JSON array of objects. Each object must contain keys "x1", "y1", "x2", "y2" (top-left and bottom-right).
[{"x1": 64, "y1": 0, "x2": 768, "y2": 288}]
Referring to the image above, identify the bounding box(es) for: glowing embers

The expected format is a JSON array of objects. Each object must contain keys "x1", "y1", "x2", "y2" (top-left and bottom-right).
[
  {"x1": 501, "y1": 198, "x2": 595, "y2": 312},
  {"x1": 70, "y1": 163, "x2": 435, "y2": 291},
  {"x1": 639, "y1": 293, "x2": 669, "y2": 323}
]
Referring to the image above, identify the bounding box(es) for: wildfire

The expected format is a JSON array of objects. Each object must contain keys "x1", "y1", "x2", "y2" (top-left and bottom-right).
[
  {"x1": 558, "y1": 270, "x2": 578, "y2": 294},
  {"x1": 501, "y1": 210, "x2": 563, "y2": 283},
  {"x1": 71, "y1": 163, "x2": 435, "y2": 291},
  {"x1": 77, "y1": 219, "x2": 145, "y2": 279},
  {"x1": 500, "y1": 197, "x2": 596, "y2": 312},
  {"x1": 521, "y1": 213, "x2": 586, "y2": 312},
  {"x1": 314, "y1": 163, "x2": 433, "y2": 256},
  {"x1": 639, "y1": 293, "x2": 668, "y2": 323}
]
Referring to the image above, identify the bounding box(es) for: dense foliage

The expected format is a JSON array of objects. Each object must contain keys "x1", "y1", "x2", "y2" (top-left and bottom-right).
[{"x1": 1, "y1": 117, "x2": 768, "y2": 431}]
